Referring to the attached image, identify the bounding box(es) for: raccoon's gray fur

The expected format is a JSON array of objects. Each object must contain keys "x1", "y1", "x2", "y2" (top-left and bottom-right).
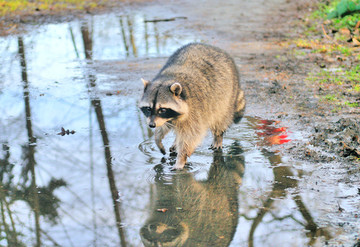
[{"x1": 139, "y1": 43, "x2": 245, "y2": 169}]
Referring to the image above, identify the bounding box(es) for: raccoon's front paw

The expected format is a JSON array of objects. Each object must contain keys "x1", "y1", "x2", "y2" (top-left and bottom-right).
[
  {"x1": 159, "y1": 147, "x2": 166, "y2": 155},
  {"x1": 169, "y1": 145, "x2": 177, "y2": 156},
  {"x1": 173, "y1": 160, "x2": 185, "y2": 170},
  {"x1": 210, "y1": 144, "x2": 223, "y2": 150},
  {"x1": 169, "y1": 144, "x2": 176, "y2": 153},
  {"x1": 155, "y1": 137, "x2": 167, "y2": 155},
  {"x1": 156, "y1": 141, "x2": 166, "y2": 155}
]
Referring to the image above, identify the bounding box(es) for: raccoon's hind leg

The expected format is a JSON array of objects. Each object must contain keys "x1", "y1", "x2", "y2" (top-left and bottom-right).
[
  {"x1": 173, "y1": 140, "x2": 191, "y2": 169},
  {"x1": 173, "y1": 132, "x2": 205, "y2": 169},
  {"x1": 173, "y1": 152, "x2": 188, "y2": 170},
  {"x1": 233, "y1": 90, "x2": 246, "y2": 124},
  {"x1": 155, "y1": 124, "x2": 172, "y2": 155},
  {"x1": 211, "y1": 131, "x2": 224, "y2": 150}
]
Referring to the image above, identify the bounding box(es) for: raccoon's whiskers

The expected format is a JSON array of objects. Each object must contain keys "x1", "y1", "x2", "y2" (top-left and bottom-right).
[{"x1": 164, "y1": 122, "x2": 175, "y2": 128}]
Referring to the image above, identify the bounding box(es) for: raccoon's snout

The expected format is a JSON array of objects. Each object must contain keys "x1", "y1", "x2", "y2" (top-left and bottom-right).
[
  {"x1": 148, "y1": 115, "x2": 157, "y2": 128},
  {"x1": 148, "y1": 116, "x2": 168, "y2": 128}
]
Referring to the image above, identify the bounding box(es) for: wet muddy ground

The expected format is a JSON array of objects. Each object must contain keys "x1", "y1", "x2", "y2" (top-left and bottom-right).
[{"x1": 0, "y1": 0, "x2": 359, "y2": 246}]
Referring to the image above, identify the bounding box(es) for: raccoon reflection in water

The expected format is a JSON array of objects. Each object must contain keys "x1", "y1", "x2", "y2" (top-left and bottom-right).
[
  {"x1": 140, "y1": 143, "x2": 244, "y2": 247},
  {"x1": 139, "y1": 43, "x2": 245, "y2": 169}
]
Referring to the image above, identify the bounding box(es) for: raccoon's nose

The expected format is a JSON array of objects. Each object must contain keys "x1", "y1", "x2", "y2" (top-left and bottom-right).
[{"x1": 149, "y1": 122, "x2": 156, "y2": 128}]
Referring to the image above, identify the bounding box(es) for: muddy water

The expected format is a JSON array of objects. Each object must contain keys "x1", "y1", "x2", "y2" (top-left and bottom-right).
[{"x1": 0, "y1": 2, "x2": 358, "y2": 247}]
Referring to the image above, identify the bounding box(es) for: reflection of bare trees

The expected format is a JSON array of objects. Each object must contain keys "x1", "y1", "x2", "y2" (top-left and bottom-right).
[
  {"x1": 119, "y1": 15, "x2": 174, "y2": 57},
  {"x1": 81, "y1": 21, "x2": 128, "y2": 247},
  {"x1": 78, "y1": 14, "x2": 167, "y2": 58},
  {"x1": 18, "y1": 36, "x2": 42, "y2": 247},
  {"x1": 12, "y1": 36, "x2": 67, "y2": 247},
  {"x1": 119, "y1": 17, "x2": 130, "y2": 56},
  {"x1": 126, "y1": 16, "x2": 137, "y2": 57},
  {"x1": 246, "y1": 149, "x2": 331, "y2": 247},
  {"x1": 119, "y1": 15, "x2": 139, "y2": 57},
  {"x1": 1, "y1": 146, "x2": 65, "y2": 246},
  {"x1": 0, "y1": 144, "x2": 23, "y2": 246}
]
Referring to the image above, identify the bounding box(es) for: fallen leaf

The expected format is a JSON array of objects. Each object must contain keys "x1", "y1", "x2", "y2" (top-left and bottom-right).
[
  {"x1": 352, "y1": 37, "x2": 360, "y2": 46},
  {"x1": 57, "y1": 127, "x2": 76, "y2": 136},
  {"x1": 339, "y1": 28, "x2": 351, "y2": 36},
  {"x1": 323, "y1": 19, "x2": 332, "y2": 25},
  {"x1": 355, "y1": 20, "x2": 360, "y2": 29},
  {"x1": 156, "y1": 208, "x2": 168, "y2": 213},
  {"x1": 338, "y1": 202, "x2": 344, "y2": 212}
]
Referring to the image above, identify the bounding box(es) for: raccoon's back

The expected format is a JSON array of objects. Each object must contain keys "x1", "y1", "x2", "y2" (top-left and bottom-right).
[
  {"x1": 158, "y1": 43, "x2": 239, "y2": 89},
  {"x1": 157, "y1": 43, "x2": 241, "y2": 123}
]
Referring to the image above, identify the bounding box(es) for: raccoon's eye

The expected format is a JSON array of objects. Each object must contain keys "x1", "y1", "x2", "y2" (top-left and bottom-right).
[
  {"x1": 140, "y1": 107, "x2": 152, "y2": 117},
  {"x1": 158, "y1": 108, "x2": 167, "y2": 114},
  {"x1": 158, "y1": 108, "x2": 180, "y2": 119}
]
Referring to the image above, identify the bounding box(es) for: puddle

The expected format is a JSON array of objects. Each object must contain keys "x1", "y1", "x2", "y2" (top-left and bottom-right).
[{"x1": 0, "y1": 5, "x2": 359, "y2": 247}]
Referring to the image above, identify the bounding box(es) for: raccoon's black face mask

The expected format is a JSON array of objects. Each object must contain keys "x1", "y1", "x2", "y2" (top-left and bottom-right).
[
  {"x1": 140, "y1": 221, "x2": 189, "y2": 247},
  {"x1": 139, "y1": 79, "x2": 186, "y2": 128},
  {"x1": 141, "y1": 106, "x2": 181, "y2": 126}
]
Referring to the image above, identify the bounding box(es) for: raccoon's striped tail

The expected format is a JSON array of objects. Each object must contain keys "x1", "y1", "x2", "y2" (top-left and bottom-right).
[{"x1": 233, "y1": 90, "x2": 245, "y2": 124}]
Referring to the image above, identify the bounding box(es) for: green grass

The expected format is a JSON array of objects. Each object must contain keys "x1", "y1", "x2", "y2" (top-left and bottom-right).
[
  {"x1": 332, "y1": 13, "x2": 360, "y2": 29},
  {"x1": 324, "y1": 94, "x2": 339, "y2": 101},
  {"x1": 353, "y1": 84, "x2": 360, "y2": 91},
  {"x1": 303, "y1": 1, "x2": 360, "y2": 111},
  {"x1": 301, "y1": 1, "x2": 360, "y2": 96},
  {"x1": 307, "y1": 65, "x2": 360, "y2": 89},
  {"x1": 295, "y1": 39, "x2": 356, "y2": 56},
  {"x1": 310, "y1": 0, "x2": 360, "y2": 29},
  {"x1": 309, "y1": 2, "x2": 331, "y2": 20},
  {"x1": 0, "y1": 0, "x2": 102, "y2": 16},
  {"x1": 320, "y1": 96, "x2": 359, "y2": 111},
  {"x1": 331, "y1": 106, "x2": 343, "y2": 112},
  {"x1": 344, "y1": 101, "x2": 359, "y2": 107},
  {"x1": 305, "y1": 0, "x2": 360, "y2": 42},
  {"x1": 307, "y1": 65, "x2": 360, "y2": 109},
  {"x1": 292, "y1": 50, "x2": 307, "y2": 56}
]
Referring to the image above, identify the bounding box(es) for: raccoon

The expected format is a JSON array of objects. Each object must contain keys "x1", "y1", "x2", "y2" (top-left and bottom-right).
[{"x1": 139, "y1": 43, "x2": 245, "y2": 169}]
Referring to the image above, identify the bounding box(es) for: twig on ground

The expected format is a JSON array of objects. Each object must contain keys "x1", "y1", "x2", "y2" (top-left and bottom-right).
[
  {"x1": 322, "y1": 23, "x2": 339, "y2": 45},
  {"x1": 144, "y1": 16, "x2": 187, "y2": 23}
]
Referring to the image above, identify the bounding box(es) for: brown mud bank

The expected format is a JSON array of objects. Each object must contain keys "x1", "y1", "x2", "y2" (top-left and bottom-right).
[
  {"x1": 0, "y1": 0, "x2": 154, "y2": 36},
  {"x1": 0, "y1": 0, "x2": 359, "y2": 246}
]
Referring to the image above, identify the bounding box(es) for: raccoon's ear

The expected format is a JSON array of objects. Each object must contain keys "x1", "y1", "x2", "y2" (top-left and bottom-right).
[
  {"x1": 170, "y1": 82, "x2": 182, "y2": 97},
  {"x1": 141, "y1": 78, "x2": 150, "y2": 88}
]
